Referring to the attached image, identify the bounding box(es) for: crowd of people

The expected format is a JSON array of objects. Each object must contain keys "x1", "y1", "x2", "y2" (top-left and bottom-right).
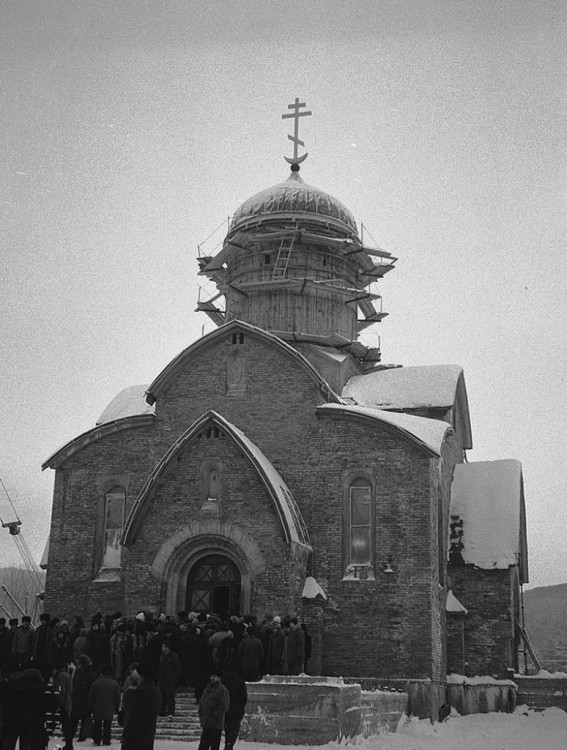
[{"x1": 0, "y1": 609, "x2": 311, "y2": 750}]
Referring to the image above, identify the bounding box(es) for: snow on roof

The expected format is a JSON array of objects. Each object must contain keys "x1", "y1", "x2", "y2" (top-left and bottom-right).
[
  {"x1": 343, "y1": 364, "x2": 464, "y2": 409},
  {"x1": 451, "y1": 460, "x2": 524, "y2": 570},
  {"x1": 317, "y1": 403, "x2": 451, "y2": 456},
  {"x1": 446, "y1": 589, "x2": 468, "y2": 614},
  {"x1": 302, "y1": 576, "x2": 327, "y2": 600},
  {"x1": 40, "y1": 535, "x2": 49, "y2": 570},
  {"x1": 96, "y1": 385, "x2": 154, "y2": 425},
  {"x1": 227, "y1": 418, "x2": 311, "y2": 548}
]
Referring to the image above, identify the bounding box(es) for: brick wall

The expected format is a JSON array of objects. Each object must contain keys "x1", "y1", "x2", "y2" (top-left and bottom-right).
[
  {"x1": 448, "y1": 566, "x2": 515, "y2": 676},
  {"x1": 44, "y1": 328, "x2": 455, "y2": 679}
]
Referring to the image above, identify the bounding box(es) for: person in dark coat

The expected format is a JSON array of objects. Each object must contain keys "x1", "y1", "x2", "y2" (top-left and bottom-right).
[
  {"x1": 0, "y1": 667, "x2": 47, "y2": 750},
  {"x1": 192, "y1": 628, "x2": 215, "y2": 702},
  {"x1": 120, "y1": 661, "x2": 161, "y2": 750},
  {"x1": 221, "y1": 669, "x2": 247, "y2": 750},
  {"x1": 88, "y1": 663, "x2": 121, "y2": 746},
  {"x1": 33, "y1": 613, "x2": 52, "y2": 678},
  {"x1": 301, "y1": 623, "x2": 312, "y2": 674},
  {"x1": 53, "y1": 663, "x2": 73, "y2": 749},
  {"x1": 85, "y1": 621, "x2": 110, "y2": 675},
  {"x1": 236, "y1": 628, "x2": 263, "y2": 682},
  {"x1": 286, "y1": 617, "x2": 305, "y2": 676},
  {"x1": 257, "y1": 615, "x2": 273, "y2": 676},
  {"x1": 11, "y1": 616, "x2": 35, "y2": 671},
  {"x1": 197, "y1": 672, "x2": 230, "y2": 750},
  {"x1": 67, "y1": 653, "x2": 97, "y2": 745},
  {"x1": 157, "y1": 639, "x2": 181, "y2": 716},
  {"x1": 267, "y1": 619, "x2": 285, "y2": 675},
  {"x1": 216, "y1": 630, "x2": 239, "y2": 676}
]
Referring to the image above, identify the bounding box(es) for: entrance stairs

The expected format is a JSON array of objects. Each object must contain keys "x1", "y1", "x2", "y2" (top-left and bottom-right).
[
  {"x1": 155, "y1": 689, "x2": 202, "y2": 742},
  {"x1": 515, "y1": 676, "x2": 567, "y2": 712}
]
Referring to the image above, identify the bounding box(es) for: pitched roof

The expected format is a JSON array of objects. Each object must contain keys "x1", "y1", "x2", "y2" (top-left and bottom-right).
[
  {"x1": 316, "y1": 403, "x2": 452, "y2": 456},
  {"x1": 343, "y1": 364, "x2": 464, "y2": 409},
  {"x1": 450, "y1": 459, "x2": 528, "y2": 580},
  {"x1": 342, "y1": 364, "x2": 472, "y2": 449},
  {"x1": 97, "y1": 385, "x2": 154, "y2": 425}
]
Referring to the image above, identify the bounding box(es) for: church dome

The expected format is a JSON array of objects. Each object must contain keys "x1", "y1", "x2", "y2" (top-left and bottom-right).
[{"x1": 230, "y1": 171, "x2": 358, "y2": 235}]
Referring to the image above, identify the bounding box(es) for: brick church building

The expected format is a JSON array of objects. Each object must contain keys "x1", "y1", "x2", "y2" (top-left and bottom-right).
[{"x1": 42, "y1": 108, "x2": 528, "y2": 683}]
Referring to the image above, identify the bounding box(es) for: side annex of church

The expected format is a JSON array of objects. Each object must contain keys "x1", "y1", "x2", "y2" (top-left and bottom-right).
[{"x1": 42, "y1": 102, "x2": 528, "y2": 684}]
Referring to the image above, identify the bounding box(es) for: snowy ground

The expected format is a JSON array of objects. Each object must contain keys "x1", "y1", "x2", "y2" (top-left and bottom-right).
[{"x1": 47, "y1": 706, "x2": 567, "y2": 750}]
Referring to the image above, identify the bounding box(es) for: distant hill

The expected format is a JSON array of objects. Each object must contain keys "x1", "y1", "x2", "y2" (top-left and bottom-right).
[
  {"x1": 523, "y1": 583, "x2": 567, "y2": 671},
  {"x1": 0, "y1": 566, "x2": 45, "y2": 621}
]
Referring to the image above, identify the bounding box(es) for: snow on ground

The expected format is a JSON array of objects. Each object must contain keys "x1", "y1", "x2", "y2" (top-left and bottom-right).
[{"x1": 48, "y1": 707, "x2": 567, "y2": 750}]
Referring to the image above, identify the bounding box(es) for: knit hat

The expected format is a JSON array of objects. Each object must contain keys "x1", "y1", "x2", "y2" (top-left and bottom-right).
[{"x1": 273, "y1": 615, "x2": 281, "y2": 624}]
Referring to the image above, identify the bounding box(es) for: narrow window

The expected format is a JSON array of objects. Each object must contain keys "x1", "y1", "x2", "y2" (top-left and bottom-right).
[
  {"x1": 349, "y1": 480, "x2": 372, "y2": 565},
  {"x1": 101, "y1": 486, "x2": 125, "y2": 569},
  {"x1": 264, "y1": 254, "x2": 271, "y2": 265}
]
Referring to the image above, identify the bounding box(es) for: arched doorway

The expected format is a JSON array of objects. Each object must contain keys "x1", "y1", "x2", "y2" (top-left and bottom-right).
[{"x1": 186, "y1": 553, "x2": 241, "y2": 619}]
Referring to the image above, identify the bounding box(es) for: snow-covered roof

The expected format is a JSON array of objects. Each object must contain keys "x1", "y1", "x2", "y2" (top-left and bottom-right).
[
  {"x1": 96, "y1": 385, "x2": 155, "y2": 425},
  {"x1": 450, "y1": 460, "x2": 527, "y2": 577},
  {"x1": 317, "y1": 403, "x2": 452, "y2": 456},
  {"x1": 302, "y1": 576, "x2": 327, "y2": 600},
  {"x1": 446, "y1": 589, "x2": 468, "y2": 614},
  {"x1": 40, "y1": 535, "x2": 49, "y2": 570},
  {"x1": 342, "y1": 364, "x2": 472, "y2": 449},
  {"x1": 343, "y1": 364, "x2": 463, "y2": 409}
]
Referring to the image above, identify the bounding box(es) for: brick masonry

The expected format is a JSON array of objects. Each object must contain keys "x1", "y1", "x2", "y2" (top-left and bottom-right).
[{"x1": 45, "y1": 325, "x2": 467, "y2": 681}]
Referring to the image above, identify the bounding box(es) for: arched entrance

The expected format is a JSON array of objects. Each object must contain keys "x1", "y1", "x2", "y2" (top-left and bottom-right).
[{"x1": 186, "y1": 553, "x2": 241, "y2": 619}]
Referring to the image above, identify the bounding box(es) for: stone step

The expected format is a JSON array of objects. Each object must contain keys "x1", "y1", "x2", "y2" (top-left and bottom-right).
[
  {"x1": 155, "y1": 692, "x2": 201, "y2": 741},
  {"x1": 515, "y1": 677, "x2": 567, "y2": 712}
]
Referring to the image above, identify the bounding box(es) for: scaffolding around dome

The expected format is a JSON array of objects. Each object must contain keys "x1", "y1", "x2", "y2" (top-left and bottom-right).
[{"x1": 197, "y1": 170, "x2": 396, "y2": 354}]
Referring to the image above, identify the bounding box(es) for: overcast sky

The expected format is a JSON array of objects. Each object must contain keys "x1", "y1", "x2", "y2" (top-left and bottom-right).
[{"x1": 1, "y1": 1, "x2": 566, "y2": 591}]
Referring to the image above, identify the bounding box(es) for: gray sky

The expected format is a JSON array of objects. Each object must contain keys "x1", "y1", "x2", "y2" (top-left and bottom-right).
[{"x1": 1, "y1": 1, "x2": 566, "y2": 589}]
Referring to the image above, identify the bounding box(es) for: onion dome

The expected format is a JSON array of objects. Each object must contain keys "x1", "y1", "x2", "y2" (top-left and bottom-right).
[{"x1": 230, "y1": 171, "x2": 358, "y2": 236}]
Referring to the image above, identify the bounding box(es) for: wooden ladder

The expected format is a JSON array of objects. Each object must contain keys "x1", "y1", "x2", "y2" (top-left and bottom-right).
[{"x1": 272, "y1": 235, "x2": 295, "y2": 278}]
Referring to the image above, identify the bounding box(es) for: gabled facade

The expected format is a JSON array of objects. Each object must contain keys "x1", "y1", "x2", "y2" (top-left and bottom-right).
[{"x1": 43, "y1": 150, "x2": 528, "y2": 685}]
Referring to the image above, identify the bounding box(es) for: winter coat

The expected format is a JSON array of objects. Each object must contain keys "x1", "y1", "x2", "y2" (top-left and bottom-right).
[
  {"x1": 236, "y1": 634, "x2": 263, "y2": 675},
  {"x1": 85, "y1": 627, "x2": 110, "y2": 672},
  {"x1": 72, "y1": 629, "x2": 89, "y2": 664},
  {"x1": 217, "y1": 633, "x2": 239, "y2": 674},
  {"x1": 12, "y1": 626, "x2": 34, "y2": 657},
  {"x1": 121, "y1": 679, "x2": 161, "y2": 750},
  {"x1": 71, "y1": 664, "x2": 97, "y2": 713},
  {"x1": 88, "y1": 674, "x2": 120, "y2": 721},
  {"x1": 222, "y1": 671, "x2": 247, "y2": 722},
  {"x1": 286, "y1": 624, "x2": 305, "y2": 673},
  {"x1": 33, "y1": 623, "x2": 52, "y2": 662},
  {"x1": 0, "y1": 668, "x2": 46, "y2": 737},
  {"x1": 268, "y1": 627, "x2": 285, "y2": 674},
  {"x1": 158, "y1": 649, "x2": 181, "y2": 686},
  {"x1": 198, "y1": 679, "x2": 230, "y2": 731}
]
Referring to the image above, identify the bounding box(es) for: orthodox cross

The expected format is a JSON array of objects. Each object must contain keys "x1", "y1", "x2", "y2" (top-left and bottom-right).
[{"x1": 282, "y1": 97, "x2": 312, "y2": 166}]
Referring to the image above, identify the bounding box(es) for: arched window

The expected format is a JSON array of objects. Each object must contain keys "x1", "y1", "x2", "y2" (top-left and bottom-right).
[
  {"x1": 100, "y1": 486, "x2": 125, "y2": 570},
  {"x1": 349, "y1": 479, "x2": 372, "y2": 565},
  {"x1": 343, "y1": 473, "x2": 375, "y2": 580}
]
